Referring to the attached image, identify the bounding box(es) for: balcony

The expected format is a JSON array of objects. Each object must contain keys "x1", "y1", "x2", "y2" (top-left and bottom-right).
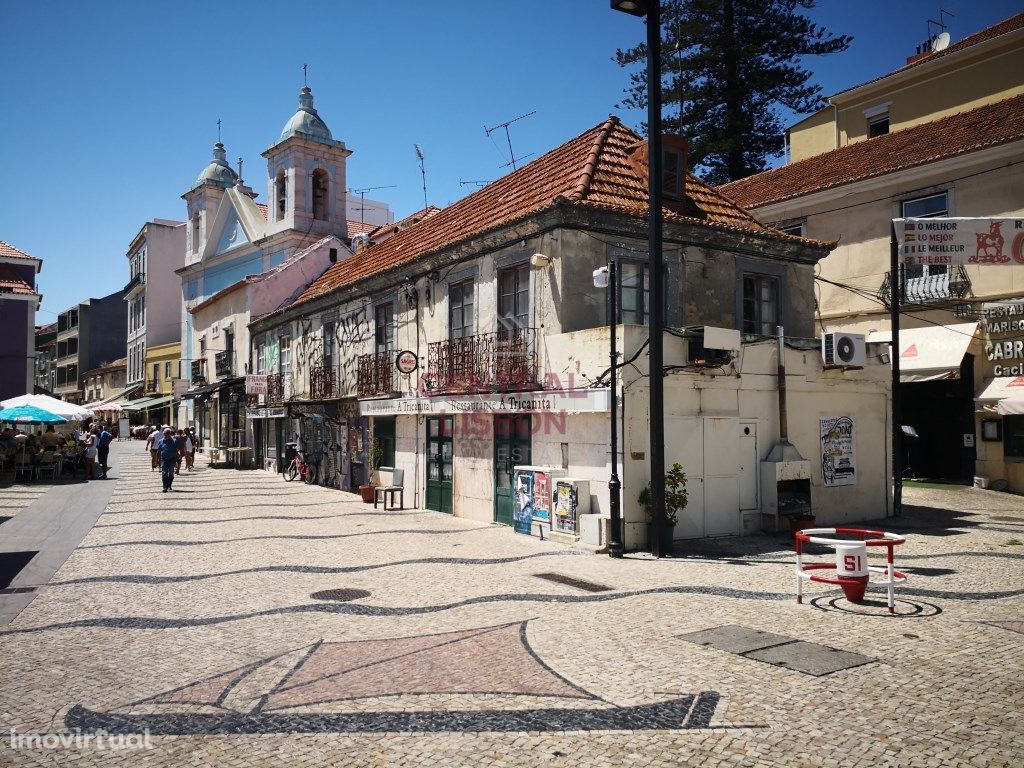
[
  {"x1": 423, "y1": 327, "x2": 537, "y2": 394},
  {"x1": 215, "y1": 350, "x2": 233, "y2": 379},
  {"x1": 123, "y1": 271, "x2": 145, "y2": 294},
  {"x1": 147, "y1": 378, "x2": 158, "y2": 393},
  {"x1": 267, "y1": 373, "x2": 285, "y2": 405},
  {"x1": 310, "y1": 365, "x2": 336, "y2": 400},
  {"x1": 877, "y1": 266, "x2": 971, "y2": 308},
  {"x1": 191, "y1": 359, "x2": 207, "y2": 385},
  {"x1": 357, "y1": 352, "x2": 395, "y2": 397}
]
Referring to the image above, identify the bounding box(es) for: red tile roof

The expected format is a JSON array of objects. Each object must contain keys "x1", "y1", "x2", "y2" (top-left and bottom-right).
[
  {"x1": 254, "y1": 200, "x2": 376, "y2": 238},
  {"x1": 835, "y1": 12, "x2": 1024, "y2": 97},
  {"x1": 720, "y1": 94, "x2": 1024, "y2": 209},
  {"x1": 366, "y1": 206, "x2": 443, "y2": 242},
  {"x1": 255, "y1": 203, "x2": 269, "y2": 220},
  {"x1": 0, "y1": 240, "x2": 35, "y2": 261},
  {"x1": 294, "y1": 117, "x2": 793, "y2": 308},
  {"x1": 0, "y1": 263, "x2": 36, "y2": 296}
]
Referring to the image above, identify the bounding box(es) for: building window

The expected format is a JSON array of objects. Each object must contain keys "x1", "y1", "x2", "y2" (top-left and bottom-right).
[
  {"x1": 663, "y1": 147, "x2": 684, "y2": 198},
  {"x1": 312, "y1": 168, "x2": 329, "y2": 221},
  {"x1": 192, "y1": 214, "x2": 201, "y2": 254},
  {"x1": 618, "y1": 262, "x2": 649, "y2": 326},
  {"x1": 777, "y1": 222, "x2": 804, "y2": 237},
  {"x1": 165, "y1": 361, "x2": 173, "y2": 379},
  {"x1": 902, "y1": 193, "x2": 949, "y2": 280},
  {"x1": 1004, "y1": 416, "x2": 1024, "y2": 459},
  {"x1": 323, "y1": 322, "x2": 336, "y2": 371},
  {"x1": 497, "y1": 264, "x2": 529, "y2": 331},
  {"x1": 375, "y1": 303, "x2": 394, "y2": 353},
  {"x1": 199, "y1": 337, "x2": 207, "y2": 355},
  {"x1": 742, "y1": 274, "x2": 779, "y2": 335},
  {"x1": 256, "y1": 341, "x2": 267, "y2": 375},
  {"x1": 279, "y1": 336, "x2": 292, "y2": 376},
  {"x1": 868, "y1": 113, "x2": 890, "y2": 137},
  {"x1": 449, "y1": 279, "x2": 475, "y2": 339},
  {"x1": 152, "y1": 363, "x2": 159, "y2": 386},
  {"x1": 276, "y1": 170, "x2": 287, "y2": 220}
]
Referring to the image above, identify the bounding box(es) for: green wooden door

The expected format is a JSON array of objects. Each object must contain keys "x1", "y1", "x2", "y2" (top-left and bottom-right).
[
  {"x1": 493, "y1": 414, "x2": 531, "y2": 526},
  {"x1": 425, "y1": 416, "x2": 453, "y2": 513}
]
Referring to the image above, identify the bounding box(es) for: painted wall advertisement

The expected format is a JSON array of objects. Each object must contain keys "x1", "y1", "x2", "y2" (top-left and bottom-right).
[
  {"x1": 896, "y1": 217, "x2": 1024, "y2": 267},
  {"x1": 821, "y1": 416, "x2": 856, "y2": 487}
]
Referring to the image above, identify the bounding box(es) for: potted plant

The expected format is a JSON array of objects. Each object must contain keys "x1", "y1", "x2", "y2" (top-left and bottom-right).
[
  {"x1": 359, "y1": 435, "x2": 384, "y2": 503},
  {"x1": 638, "y1": 463, "x2": 688, "y2": 555}
]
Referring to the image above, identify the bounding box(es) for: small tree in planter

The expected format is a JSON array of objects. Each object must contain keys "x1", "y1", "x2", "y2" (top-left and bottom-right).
[
  {"x1": 638, "y1": 463, "x2": 688, "y2": 554},
  {"x1": 359, "y1": 436, "x2": 385, "y2": 503}
]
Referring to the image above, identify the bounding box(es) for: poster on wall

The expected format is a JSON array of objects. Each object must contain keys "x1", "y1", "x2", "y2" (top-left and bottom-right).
[
  {"x1": 513, "y1": 469, "x2": 535, "y2": 535},
  {"x1": 820, "y1": 416, "x2": 856, "y2": 487},
  {"x1": 532, "y1": 471, "x2": 552, "y2": 523},
  {"x1": 554, "y1": 481, "x2": 578, "y2": 533}
]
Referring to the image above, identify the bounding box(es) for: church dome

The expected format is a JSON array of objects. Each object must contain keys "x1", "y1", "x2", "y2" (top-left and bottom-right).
[
  {"x1": 279, "y1": 86, "x2": 332, "y2": 142},
  {"x1": 198, "y1": 142, "x2": 238, "y2": 187}
]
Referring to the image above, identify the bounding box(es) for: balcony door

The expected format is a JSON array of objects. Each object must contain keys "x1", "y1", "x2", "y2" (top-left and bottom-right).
[
  {"x1": 497, "y1": 264, "x2": 529, "y2": 332},
  {"x1": 493, "y1": 414, "x2": 531, "y2": 526},
  {"x1": 425, "y1": 416, "x2": 453, "y2": 514}
]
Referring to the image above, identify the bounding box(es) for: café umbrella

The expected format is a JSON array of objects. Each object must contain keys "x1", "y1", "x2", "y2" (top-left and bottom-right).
[{"x1": 0, "y1": 405, "x2": 69, "y2": 425}]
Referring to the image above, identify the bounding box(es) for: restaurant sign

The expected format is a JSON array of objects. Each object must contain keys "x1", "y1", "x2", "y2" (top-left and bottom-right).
[
  {"x1": 245, "y1": 406, "x2": 287, "y2": 419},
  {"x1": 895, "y1": 218, "x2": 1024, "y2": 267},
  {"x1": 358, "y1": 388, "x2": 611, "y2": 416},
  {"x1": 982, "y1": 299, "x2": 1024, "y2": 377},
  {"x1": 246, "y1": 374, "x2": 268, "y2": 395}
]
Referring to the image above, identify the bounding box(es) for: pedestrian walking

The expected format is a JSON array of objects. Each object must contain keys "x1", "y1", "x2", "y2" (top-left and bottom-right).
[
  {"x1": 156, "y1": 428, "x2": 178, "y2": 492},
  {"x1": 174, "y1": 429, "x2": 187, "y2": 475},
  {"x1": 97, "y1": 422, "x2": 113, "y2": 479},
  {"x1": 145, "y1": 426, "x2": 160, "y2": 471},
  {"x1": 83, "y1": 427, "x2": 98, "y2": 482},
  {"x1": 184, "y1": 430, "x2": 195, "y2": 471}
]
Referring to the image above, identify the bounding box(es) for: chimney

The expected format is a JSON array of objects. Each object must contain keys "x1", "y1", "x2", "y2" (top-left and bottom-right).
[{"x1": 624, "y1": 134, "x2": 689, "y2": 200}]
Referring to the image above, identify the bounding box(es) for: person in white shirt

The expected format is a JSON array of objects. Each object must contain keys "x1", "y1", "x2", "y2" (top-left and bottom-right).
[{"x1": 145, "y1": 426, "x2": 161, "y2": 471}]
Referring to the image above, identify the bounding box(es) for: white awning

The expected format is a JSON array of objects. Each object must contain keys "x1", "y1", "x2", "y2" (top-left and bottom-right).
[
  {"x1": 867, "y1": 323, "x2": 977, "y2": 382},
  {"x1": 976, "y1": 376, "x2": 1024, "y2": 403}
]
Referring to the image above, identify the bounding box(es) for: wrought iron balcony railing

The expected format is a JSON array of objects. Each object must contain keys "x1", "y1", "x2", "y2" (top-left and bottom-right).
[
  {"x1": 423, "y1": 327, "x2": 537, "y2": 394},
  {"x1": 267, "y1": 373, "x2": 285, "y2": 405},
  {"x1": 215, "y1": 350, "x2": 233, "y2": 379},
  {"x1": 310, "y1": 365, "x2": 336, "y2": 400},
  {"x1": 877, "y1": 266, "x2": 971, "y2": 308},
  {"x1": 357, "y1": 352, "x2": 395, "y2": 397},
  {"x1": 123, "y1": 272, "x2": 145, "y2": 294},
  {"x1": 191, "y1": 359, "x2": 207, "y2": 385}
]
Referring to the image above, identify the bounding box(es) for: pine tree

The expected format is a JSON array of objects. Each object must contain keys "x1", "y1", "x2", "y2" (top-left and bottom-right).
[{"x1": 615, "y1": 0, "x2": 851, "y2": 184}]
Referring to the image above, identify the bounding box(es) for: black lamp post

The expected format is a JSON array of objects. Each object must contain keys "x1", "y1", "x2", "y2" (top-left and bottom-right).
[
  {"x1": 611, "y1": 0, "x2": 666, "y2": 557},
  {"x1": 594, "y1": 262, "x2": 624, "y2": 557}
]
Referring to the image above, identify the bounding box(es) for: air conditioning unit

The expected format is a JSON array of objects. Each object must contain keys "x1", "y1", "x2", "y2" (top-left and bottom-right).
[
  {"x1": 822, "y1": 332, "x2": 866, "y2": 367},
  {"x1": 686, "y1": 326, "x2": 741, "y2": 366}
]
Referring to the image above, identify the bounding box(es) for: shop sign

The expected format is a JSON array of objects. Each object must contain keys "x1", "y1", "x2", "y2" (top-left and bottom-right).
[
  {"x1": 395, "y1": 350, "x2": 418, "y2": 374},
  {"x1": 982, "y1": 299, "x2": 1024, "y2": 376},
  {"x1": 358, "y1": 388, "x2": 611, "y2": 416},
  {"x1": 246, "y1": 407, "x2": 287, "y2": 419},
  {"x1": 896, "y1": 217, "x2": 1024, "y2": 267},
  {"x1": 246, "y1": 374, "x2": 268, "y2": 395},
  {"x1": 821, "y1": 416, "x2": 856, "y2": 487}
]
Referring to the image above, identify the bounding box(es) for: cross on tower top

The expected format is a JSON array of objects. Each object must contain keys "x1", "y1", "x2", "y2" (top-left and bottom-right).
[
  {"x1": 217, "y1": 119, "x2": 222, "y2": 143},
  {"x1": 303, "y1": 63, "x2": 308, "y2": 87}
]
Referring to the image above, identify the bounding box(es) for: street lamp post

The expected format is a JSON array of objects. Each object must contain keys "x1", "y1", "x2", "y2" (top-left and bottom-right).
[
  {"x1": 611, "y1": 0, "x2": 666, "y2": 557},
  {"x1": 594, "y1": 262, "x2": 624, "y2": 558}
]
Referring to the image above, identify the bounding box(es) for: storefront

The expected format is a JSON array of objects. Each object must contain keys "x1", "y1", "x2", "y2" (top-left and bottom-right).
[
  {"x1": 289, "y1": 400, "x2": 367, "y2": 491},
  {"x1": 248, "y1": 406, "x2": 287, "y2": 472}
]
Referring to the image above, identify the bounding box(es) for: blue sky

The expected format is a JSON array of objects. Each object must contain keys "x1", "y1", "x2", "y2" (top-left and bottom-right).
[{"x1": 1, "y1": 0, "x2": 1018, "y2": 320}]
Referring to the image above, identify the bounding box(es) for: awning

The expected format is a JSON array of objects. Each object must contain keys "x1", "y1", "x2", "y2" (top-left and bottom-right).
[
  {"x1": 180, "y1": 377, "x2": 244, "y2": 400},
  {"x1": 976, "y1": 376, "x2": 1024, "y2": 414},
  {"x1": 868, "y1": 323, "x2": 977, "y2": 382},
  {"x1": 91, "y1": 384, "x2": 141, "y2": 407},
  {"x1": 122, "y1": 395, "x2": 174, "y2": 413}
]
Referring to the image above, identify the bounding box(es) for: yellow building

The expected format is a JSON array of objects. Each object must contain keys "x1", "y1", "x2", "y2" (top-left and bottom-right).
[
  {"x1": 125, "y1": 341, "x2": 181, "y2": 427},
  {"x1": 721, "y1": 13, "x2": 1024, "y2": 491}
]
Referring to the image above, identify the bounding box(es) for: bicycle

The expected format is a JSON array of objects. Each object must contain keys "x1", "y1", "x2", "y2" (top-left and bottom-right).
[{"x1": 285, "y1": 449, "x2": 318, "y2": 484}]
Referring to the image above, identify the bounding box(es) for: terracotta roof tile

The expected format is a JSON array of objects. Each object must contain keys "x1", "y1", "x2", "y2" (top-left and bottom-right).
[
  {"x1": 347, "y1": 219, "x2": 376, "y2": 236},
  {"x1": 0, "y1": 263, "x2": 36, "y2": 295},
  {"x1": 720, "y1": 94, "x2": 1024, "y2": 209},
  {"x1": 255, "y1": 203, "x2": 269, "y2": 220},
  {"x1": 0, "y1": 240, "x2": 35, "y2": 260},
  {"x1": 834, "y1": 12, "x2": 1024, "y2": 97},
  {"x1": 294, "y1": 118, "x2": 784, "y2": 308},
  {"x1": 366, "y1": 206, "x2": 443, "y2": 242}
]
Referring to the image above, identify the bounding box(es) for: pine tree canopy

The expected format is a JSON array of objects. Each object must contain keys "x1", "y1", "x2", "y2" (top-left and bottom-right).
[{"x1": 615, "y1": 0, "x2": 851, "y2": 185}]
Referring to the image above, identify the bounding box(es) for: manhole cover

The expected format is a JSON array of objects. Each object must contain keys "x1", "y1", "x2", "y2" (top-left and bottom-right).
[
  {"x1": 534, "y1": 573, "x2": 612, "y2": 593},
  {"x1": 310, "y1": 588, "x2": 371, "y2": 602}
]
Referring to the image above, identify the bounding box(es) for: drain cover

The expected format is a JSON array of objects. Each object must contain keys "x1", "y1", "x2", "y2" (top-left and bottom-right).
[
  {"x1": 310, "y1": 588, "x2": 371, "y2": 602},
  {"x1": 534, "y1": 573, "x2": 612, "y2": 593}
]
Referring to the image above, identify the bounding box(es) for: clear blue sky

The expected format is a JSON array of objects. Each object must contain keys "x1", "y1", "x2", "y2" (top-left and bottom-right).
[{"x1": 1, "y1": 0, "x2": 1018, "y2": 320}]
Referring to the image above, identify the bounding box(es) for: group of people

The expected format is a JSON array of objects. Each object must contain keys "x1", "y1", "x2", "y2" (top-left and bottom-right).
[
  {"x1": 144, "y1": 426, "x2": 197, "y2": 492},
  {"x1": 1, "y1": 422, "x2": 113, "y2": 481}
]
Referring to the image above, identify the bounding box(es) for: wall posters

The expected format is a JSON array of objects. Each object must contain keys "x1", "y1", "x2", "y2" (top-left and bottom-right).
[
  {"x1": 554, "y1": 481, "x2": 578, "y2": 533},
  {"x1": 513, "y1": 469, "x2": 535, "y2": 535},
  {"x1": 821, "y1": 416, "x2": 856, "y2": 487},
  {"x1": 532, "y1": 471, "x2": 552, "y2": 523}
]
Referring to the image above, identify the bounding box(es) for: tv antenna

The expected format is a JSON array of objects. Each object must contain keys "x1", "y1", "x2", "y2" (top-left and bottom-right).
[
  {"x1": 414, "y1": 144, "x2": 428, "y2": 208},
  {"x1": 927, "y1": 9, "x2": 954, "y2": 50},
  {"x1": 484, "y1": 110, "x2": 536, "y2": 171},
  {"x1": 347, "y1": 185, "x2": 397, "y2": 226},
  {"x1": 459, "y1": 179, "x2": 490, "y2": 189}
]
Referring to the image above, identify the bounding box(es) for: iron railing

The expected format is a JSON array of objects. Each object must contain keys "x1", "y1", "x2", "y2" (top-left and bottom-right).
[
  {"x1": 267, "y1": 373, "x2": 285, "y2": 405},
  {"x1": 357, "y1": 352, "x2": 395, "y2": 397},
  {"x1": 123, "y1": 272, "x2": 145, "y2": 294},
  {"x1": 215, "y1": 350, "x2": 233, "y2": 379},
  {"x1": 878, "y1": 266, "x2": 972, "y2": 308},
  {"x1": 310, "y1": 365, "x2": 336, "y2": 400},
  {"x1": 424, "y1": 327, "x2": 537, "y2": 394},
  {"x1": 191, "y1": 359, "x2": 206, "y2": 385}
]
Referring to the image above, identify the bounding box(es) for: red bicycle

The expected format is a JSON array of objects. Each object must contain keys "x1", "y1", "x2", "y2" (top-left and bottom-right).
[{"x1": 285, "y1": 446, "x2": 318, "y2": 484}]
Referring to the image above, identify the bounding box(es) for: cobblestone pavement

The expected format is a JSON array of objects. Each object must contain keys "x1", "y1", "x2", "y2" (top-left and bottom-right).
[{"x1": 1, "y1": 449, "x2": 1022, "y2": 767}]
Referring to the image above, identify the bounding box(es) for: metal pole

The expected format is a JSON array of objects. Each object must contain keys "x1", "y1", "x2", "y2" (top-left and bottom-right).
[
  {"x1": 647, "y1": 0, "x2": 667, "y2": 557},
  {"x1": 890, "y1": 222, "x2": 903, "y2": 517},
  {"x1": 608, "y1": 260, "x2": 624, "y2": 558},
  {"x1": 776, "y1": 325, "x2": 788, "y2": 442}
]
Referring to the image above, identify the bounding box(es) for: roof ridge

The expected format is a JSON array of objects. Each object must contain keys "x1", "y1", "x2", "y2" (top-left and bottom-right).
[{"x1": 568, "y1": 116, "x2": 621, "y2": 201}]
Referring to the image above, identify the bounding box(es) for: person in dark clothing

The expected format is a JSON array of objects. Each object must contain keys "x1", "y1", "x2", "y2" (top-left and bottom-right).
[
  {"x1": 97, "y1": 423, "x2": 113, "y2": 479},
  {"x1": 174, "y1": 429, "x2": 187, "y2": 475},
  {"x1": 156, "y1": 428, "x2": 179, "y2": 492}
]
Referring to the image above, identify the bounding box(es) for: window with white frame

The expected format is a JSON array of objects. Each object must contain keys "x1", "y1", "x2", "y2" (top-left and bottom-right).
[
  {"x1": 742, "y1": 273, "x2": 780, "y2": 335},
  {"x1": 902, "y1": 193, "x2": 949, "y2": 280},
  {"x1": 449, "y1": 279, "x2": 475, "y2": 339},
  {"x1": 374, "y1": 303, "x2": 394, "y2": 353}
]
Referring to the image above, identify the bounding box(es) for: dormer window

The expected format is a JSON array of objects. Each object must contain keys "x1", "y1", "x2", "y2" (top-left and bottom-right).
[
  {"x1": 663, "y1": 147, "x2": 684, "y2": 198},
  {"x1": 276, "y1": 170, "x2": 287, "y2": 220},
  {"x1": 312, "y1": 168, "x2": 329, "y2": 221},
  {"x1": 864, "y1": 103, "x2": 891, "y2": 138}
]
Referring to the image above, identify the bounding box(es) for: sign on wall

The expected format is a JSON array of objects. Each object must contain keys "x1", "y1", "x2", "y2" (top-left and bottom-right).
[
  {"x1": 820, "y1": 416, "x2": 857, "y2": 487},
  {"x1": 358, "y1": 389, "x2": 611, "y2": 416},
  {"x1": 982, "y1": 299, "x2": 1024, "y2": 377},
  {"x1": 895, "y1": 217, "x2": 1024, "y2": 267},
  {"x1": 246, "y1": 374, "x2": 268, "y2": 395}
]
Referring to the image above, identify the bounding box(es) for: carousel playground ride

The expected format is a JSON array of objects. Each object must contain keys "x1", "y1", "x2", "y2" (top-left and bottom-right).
[{"x1": 795, "y1": 528, "x2": 908, "y2": 613}]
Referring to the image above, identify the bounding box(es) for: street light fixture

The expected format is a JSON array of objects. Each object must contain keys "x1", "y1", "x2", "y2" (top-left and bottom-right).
[
  {"x1": 593, "y1": 263, "x2": 624, "y2": 558},
  {"x1": 611, "y1": 0, "x2": 666, "y2": 557}
]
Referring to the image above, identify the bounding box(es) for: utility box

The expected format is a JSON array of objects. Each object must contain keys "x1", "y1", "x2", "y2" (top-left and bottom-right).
[{"x1": 512, "y1": 465, "x2": 566, "y2": 537}]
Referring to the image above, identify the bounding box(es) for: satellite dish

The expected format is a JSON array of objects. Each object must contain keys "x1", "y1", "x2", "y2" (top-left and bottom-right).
[{"x1": 931, "y1": 32, "x2": 951, "y2": 52}]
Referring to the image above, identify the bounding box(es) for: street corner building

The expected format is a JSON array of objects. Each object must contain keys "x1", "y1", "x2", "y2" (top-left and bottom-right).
[
  {"x1": 241, "y1": 110, "x2": 891, "y2": 551},
  {"x1": 0, "y1": 241, "x2": 42, "y2": 402}
]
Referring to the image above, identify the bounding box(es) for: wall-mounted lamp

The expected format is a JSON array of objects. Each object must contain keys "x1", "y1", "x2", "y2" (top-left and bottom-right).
[
  {"x1": 530, "y1": 253, "x2": 552, "y2": 268},
  {"x1": 878, "y1": 352, "x2": 891, "y2": 364}
]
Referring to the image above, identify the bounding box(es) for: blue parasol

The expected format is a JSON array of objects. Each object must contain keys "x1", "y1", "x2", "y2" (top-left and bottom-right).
[{"x1": 0, "y1": 405, "x2": 69, "y2": 425}]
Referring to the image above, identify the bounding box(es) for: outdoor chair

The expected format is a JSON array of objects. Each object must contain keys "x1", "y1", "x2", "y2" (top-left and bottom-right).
[
  {"x1": 13, "y1": 454, "x2": 34, "y2": 481},
  {"x1": 36, "y1": 451, "x2": 61, "y2": 481},
  {"x1": 373, "y1": 467, "x2": 405, "y2": 510}
]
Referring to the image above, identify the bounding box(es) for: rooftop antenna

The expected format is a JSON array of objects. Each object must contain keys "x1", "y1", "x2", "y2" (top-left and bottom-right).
[
  {"x1": 459, "y1": 179, "x2": 490, "y2": 188},
  {"x1": 484, "y1": 110, "x2": 536, "y2": 171},
  {"x1": 927, "y1": 9, "x2": 954, "y2": 50},
  {"x1": 347, "y1": 184, "x2": 397, "y2": 226},
  {"x1": 414, "y1": 144, "x2": 428, "y2": 208}
]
